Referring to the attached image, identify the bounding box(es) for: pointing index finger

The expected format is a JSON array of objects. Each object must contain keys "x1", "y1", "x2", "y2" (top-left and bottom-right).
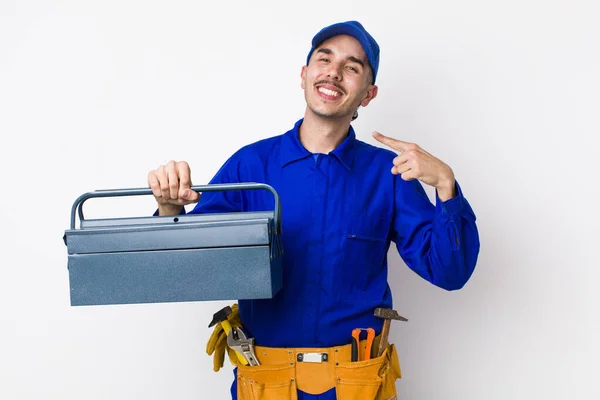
[{"x1": 372, "y1": 131, "x2": 410, "y2": 152}]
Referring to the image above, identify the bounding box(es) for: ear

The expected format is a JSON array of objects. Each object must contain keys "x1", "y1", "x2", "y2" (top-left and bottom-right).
[
  {"x1": 360, "y1": 84, "x2": 378, "y2": 107},
  {"x1": 300, "y1": 65, "x2": 307, "y2": 89}
]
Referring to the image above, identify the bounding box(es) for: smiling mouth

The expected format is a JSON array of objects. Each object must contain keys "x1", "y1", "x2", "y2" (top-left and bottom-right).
[{"x1": 318, "y1": 87, "x2": 341, "y2": 97}]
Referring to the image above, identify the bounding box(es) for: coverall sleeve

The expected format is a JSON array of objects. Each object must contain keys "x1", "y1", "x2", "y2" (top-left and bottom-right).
[
  {"x1": 392, "y1": 177, "x2": 480, "y2": 290},
  {"x1": 187, "y1": 152, "x2": 244, "y2": 215}
]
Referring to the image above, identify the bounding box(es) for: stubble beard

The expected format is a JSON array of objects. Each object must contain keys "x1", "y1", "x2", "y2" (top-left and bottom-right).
[{"x1": 305, "y1": 91, "x2": 357, "y2": 121}]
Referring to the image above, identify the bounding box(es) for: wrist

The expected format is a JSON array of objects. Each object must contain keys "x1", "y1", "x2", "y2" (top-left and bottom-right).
[
  {"x1": 436, "y1": 175, "x2": 457, "y2": 202},
  {"x1": 158, "y1": 203, "x2": 184, "y2": 216}
]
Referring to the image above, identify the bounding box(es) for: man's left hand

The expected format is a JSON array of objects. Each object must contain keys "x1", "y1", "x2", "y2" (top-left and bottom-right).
[{"x1": 373, "y1": 131, "x2": 457, "y2": 201}]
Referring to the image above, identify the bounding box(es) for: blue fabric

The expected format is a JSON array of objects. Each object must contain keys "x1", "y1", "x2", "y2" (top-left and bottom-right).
[
  {"x1": 306, "y1": 21, "x2": 380, "y2": 83},
  {"x1": 189, "y1": 119, "x2": 480, "y2": 399}
]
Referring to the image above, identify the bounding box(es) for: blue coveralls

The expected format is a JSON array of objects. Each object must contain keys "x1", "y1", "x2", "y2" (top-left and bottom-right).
[{"x1": 189, "y1": 119, "x2": 480, "y2": 399}]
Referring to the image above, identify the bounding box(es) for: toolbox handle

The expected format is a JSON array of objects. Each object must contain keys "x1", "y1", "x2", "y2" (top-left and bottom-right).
[{"x1": 70, "y1": 183, "x2": 282, "y2": 234}]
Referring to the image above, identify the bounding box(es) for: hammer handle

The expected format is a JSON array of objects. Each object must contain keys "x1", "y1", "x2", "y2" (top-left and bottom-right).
[{"x1": 377, "y1": 319, "x2": 391, "y2": 357}]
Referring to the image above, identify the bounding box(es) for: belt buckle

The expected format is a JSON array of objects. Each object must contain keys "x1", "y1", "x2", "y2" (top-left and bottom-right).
[{"x1": 296, "y1": 352, "x2": 328, "y2": 363}]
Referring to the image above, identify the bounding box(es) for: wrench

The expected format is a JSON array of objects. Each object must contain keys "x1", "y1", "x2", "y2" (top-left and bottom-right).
[{"x1": 227, "y1": 326, "x2": 260, "y2": 366}]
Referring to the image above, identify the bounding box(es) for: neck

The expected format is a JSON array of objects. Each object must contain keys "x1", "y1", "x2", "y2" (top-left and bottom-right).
[{"x1": 299, "y1": 109, "x2": 352, "y2": 154}]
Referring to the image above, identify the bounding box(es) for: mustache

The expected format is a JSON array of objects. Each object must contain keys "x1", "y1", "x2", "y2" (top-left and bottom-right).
[{"x1": 314, "y1": 80, "x2": 346, "y2": 94}]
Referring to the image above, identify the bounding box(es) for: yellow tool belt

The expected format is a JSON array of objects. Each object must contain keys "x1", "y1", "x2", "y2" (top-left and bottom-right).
[{"x1": 236, "y1": 335, "x2": 401, "y2": 400}]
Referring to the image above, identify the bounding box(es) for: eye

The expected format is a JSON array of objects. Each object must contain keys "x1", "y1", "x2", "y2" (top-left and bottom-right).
[
  {"x1": 319, "y1": 57, "x2": 330, "y2": 62},
  {"x1": 346, "y1": 65, "x2": 358, "y2": 73}
]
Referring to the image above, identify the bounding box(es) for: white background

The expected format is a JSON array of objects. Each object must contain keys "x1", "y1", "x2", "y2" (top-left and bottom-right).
[{"x1": 1, "y1": 0, "x2": 598, "y2": 399}]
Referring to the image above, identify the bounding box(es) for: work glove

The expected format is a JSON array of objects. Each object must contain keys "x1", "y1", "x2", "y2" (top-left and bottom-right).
[{"x1": 206, "y1": 303, "x2": 243, "y2": 372}]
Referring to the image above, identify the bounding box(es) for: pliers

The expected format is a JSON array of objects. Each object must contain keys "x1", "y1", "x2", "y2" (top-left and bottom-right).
[{"x1": 351, "y1": 328, "x2": 376, "y2": 362}]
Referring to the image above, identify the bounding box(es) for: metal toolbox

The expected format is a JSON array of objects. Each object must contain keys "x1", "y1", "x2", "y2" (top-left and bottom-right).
[{"x1": 64, "y1": 183, "x2": 283, "y2": 306}]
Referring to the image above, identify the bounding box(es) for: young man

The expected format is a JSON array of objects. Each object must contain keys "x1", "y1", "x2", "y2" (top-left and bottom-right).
[{"x1": 148, "y1": 21, "x2": 479, "y2": 400}]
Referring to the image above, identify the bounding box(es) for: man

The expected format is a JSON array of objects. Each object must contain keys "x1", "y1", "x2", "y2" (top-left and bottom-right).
[{"x1": 148, "y1": 21, "x2": 479, "y2": 400}]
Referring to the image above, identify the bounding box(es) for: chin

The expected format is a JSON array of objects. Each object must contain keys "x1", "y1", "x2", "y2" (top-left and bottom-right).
[{"x1": 307, "y1": 103, "x2": 342, "y2": 119}]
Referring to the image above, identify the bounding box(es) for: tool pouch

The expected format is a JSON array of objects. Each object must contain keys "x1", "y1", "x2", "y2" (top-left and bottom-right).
[
  {"x1": 235, "y1": 343, "x2": 401, "y2": 400},
  {"x1": 335, "y1": 344, "x2": 401, "y2": 400},
  {"x1": 237, "y1": 363, "x2": 298, "y2": 400}
]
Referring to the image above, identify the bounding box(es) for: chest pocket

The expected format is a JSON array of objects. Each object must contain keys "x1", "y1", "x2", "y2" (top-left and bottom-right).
[{"x1": 338, "y1": 212, "x2": 390, "y2": 294}]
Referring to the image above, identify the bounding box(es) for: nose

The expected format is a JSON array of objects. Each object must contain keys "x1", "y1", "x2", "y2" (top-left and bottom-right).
[{"x1": 326, "y1": 62, "x2": 343, "y2": 81}]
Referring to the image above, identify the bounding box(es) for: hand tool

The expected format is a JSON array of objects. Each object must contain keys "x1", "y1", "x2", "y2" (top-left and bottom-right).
[
  {"x1": 351, "y1": 329, "x2": 361, "y2": 362},
  {"x1": 351, "y1": 328, "x2": 376, "y2": 361},
  {"x1": 227, "y1": 326, "x2": 261, "y2": 366},
  {"x1": 364, "y1": 328, "x2": 375, "y2": 360},
  {"x1": 374, "y1": 308, "x2": 408, "y2": 357},
  {"x1": 209, "y1": 306, "x2": 249, "y2": 366}
]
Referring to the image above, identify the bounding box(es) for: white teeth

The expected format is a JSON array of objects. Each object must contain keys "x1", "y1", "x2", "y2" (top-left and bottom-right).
[{"x1": 318, "y1": 87, "x2": 339, "y2": 97}]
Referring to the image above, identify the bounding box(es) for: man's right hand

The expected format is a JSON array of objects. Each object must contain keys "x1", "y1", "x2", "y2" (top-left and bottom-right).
[{"x1": 148, "y1": 160, "x2": 200, "y2": 216}]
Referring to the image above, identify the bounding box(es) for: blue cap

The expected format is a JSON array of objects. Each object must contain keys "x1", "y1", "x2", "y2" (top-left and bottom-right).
[{"x1": 306, "y1": 21, "x2": 380, "y2": 83}]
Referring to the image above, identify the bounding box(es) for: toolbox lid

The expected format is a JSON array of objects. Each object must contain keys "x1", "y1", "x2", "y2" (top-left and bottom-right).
[{"x1": 65, "y1": 211, "x2": 275, "y2": 255}]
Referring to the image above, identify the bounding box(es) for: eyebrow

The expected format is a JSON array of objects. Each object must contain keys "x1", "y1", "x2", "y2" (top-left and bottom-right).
[{"x1": 316, "y1": 48, "x2": 365, "y2": 68}]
